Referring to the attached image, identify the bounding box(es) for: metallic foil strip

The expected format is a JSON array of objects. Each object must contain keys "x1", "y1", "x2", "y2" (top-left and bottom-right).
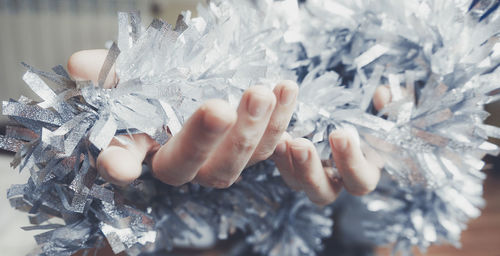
[
  {"x1": 9, "y1": 197, "x2": 32, "y2": 212},
  {"x1": 7, "y1": 184, "x2": 27, "y2": 199},
  {"x1": 21, "y1": 224, "x2": 65, "y2": 231},
  {"x1": 69, "y1": 192, "x2": 90, "y2": 213},
  {"x1": 29, "y1": 214, "x2": 52, "y2": 225},
  {"x1": 22, "y1": 71, "x2": 57, "y2": 105},
  {"x1": 354, "y1": 44, "x2": 390, "y2": 68},
  {"x1": 112, "y1": 102, "x2": 162, "y2": 138},
  {"x1": 41, "y1": 127, "x2": 64, "y2": 153},
  {"x1": 343, "y1": 112, "x2": 395, "y2": 132},
  {"x1": 159, "y1": 100, "x2": 182, "y2": 136},
  {"x1": 90, "y1": 185, "x2": 114, "y2": 204},
  {"x1": 88, "y1": 114, "x2": 117, "y2": 150},
  {"x1": 360, "y1": 65, "x2": 384, "y2": 111},
  {"x1": 62, "y1": 120, "x2": 91, "y2": 156},
  {"x1": 100, "y1": 223, "x2": 129, "y2": 254},
  {"x1": 118, "y1": 11, "x2": 142, "y2": 52},
  {"x1": 21, "y1": 62, "x2": 75, "y2": 90},
  {"x1": 477, "y1": 123, "x2": 500, "y2": 138},
  {"x1": 52, "y1": 65, "x2": 71, "y2": 80},
  {"x1": 175, "y1": 14, "x2": 189, "y2": 32},
  {"x1": 6, "y1": 126, "x2": 38, "y2": 141},
  {"x1": 34, "y1": 230, "x2": 55, "y2": 245},
  {"x1": 2, "y1": 101, "x2": 62, "y2": 126},
  {"x1": 98, "y1": 42, "x2": 120, "y2": 88},
  {"x1": 0, "y1": 135, "x2": 25, "y2": 152},
  {"x1": 411, "y1": 108, "x2": 453, "y2": 129}
]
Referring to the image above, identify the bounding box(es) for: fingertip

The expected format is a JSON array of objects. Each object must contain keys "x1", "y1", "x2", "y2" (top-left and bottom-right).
[
  {"x1": 243, "y1": 85, "x2": 277, "y2": 119},
  {"x1": 288, "y1": 138, "x2": 312, "y2": 164},
  {"x1": 200, "y1": 99, "x2": 237, "y2": 133},
  {"x1": 287, "y1": 138, "x2": 340, "y2": 205},
  {"x1": 373, "y1": 85, "x2": 391, "y2": 111},
  {"x1": 272, "y1": 137, "x2": 302, "y2": 191},
  {"x1": 67, "y1": 51, "x2": 83, "y2": 80},
  {"x1": 329, "y1": 129, "x2": 380, "y2": 196},
  {"x1": 67, "y1": 49, "x2": 108, "y2": 81},
  {"x1": 97, "y1": 146, "x2": 142, "y2": 186},
  {"x1": 329, "y1": 130, "x2": 349, "y2": 153},
  {"x1": 272, "y1": 133, "x2": 292, "y2": 157},
  {"x1": 274, "y1": 80, "x2": 299, "y2": 106}
]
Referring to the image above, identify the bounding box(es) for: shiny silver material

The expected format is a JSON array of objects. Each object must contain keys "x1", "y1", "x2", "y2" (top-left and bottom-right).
[{"x1": 2, "y1": 0, "x2": 500, "y2": 255}]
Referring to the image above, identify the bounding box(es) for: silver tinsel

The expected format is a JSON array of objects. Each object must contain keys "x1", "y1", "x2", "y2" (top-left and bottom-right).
[{"x1": 2, "y1": 0, "x2": 500, "y2": 255}]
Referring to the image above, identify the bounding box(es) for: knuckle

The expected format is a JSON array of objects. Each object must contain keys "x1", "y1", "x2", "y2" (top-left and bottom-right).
[
  {"x1": 179, "y1": 142, "x2": 210, "y2": 163},
  {"x1": 266, "y1": 121, "x2": 286, "y2": 137},
  {"x1": 232, "y1": 136, "x2": 257, "y2": 154}
]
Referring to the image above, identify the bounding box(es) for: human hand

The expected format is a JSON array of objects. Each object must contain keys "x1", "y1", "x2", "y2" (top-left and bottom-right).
[
  {"x1": 272, "y1": 86, "x2": 392, "y2": 205},
  {"x1": 68, "y1": 49, "x2": 298, "y2": 188}
]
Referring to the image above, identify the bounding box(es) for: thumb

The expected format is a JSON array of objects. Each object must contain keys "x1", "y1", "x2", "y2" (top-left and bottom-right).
[{"x1": 67, "y1": 49, "x2": 117, "y2": 89}]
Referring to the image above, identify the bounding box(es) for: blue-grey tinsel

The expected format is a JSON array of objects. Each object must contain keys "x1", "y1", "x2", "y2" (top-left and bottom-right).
[{"x1": 2, "y1": 0, "x2": 500, "y2": 255}]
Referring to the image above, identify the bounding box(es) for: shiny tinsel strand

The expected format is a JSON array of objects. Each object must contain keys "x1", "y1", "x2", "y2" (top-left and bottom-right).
[{"x1": 2, "y1": 0, "x2": 500, "y2": 255}]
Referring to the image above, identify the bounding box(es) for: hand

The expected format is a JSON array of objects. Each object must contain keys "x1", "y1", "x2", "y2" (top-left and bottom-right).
[
  {"x1": 68, "y1": 49, "x2": 298, "y2": 188},
  {"x1": 272, "y1": 86, "x2": 392, "y2": 205}
]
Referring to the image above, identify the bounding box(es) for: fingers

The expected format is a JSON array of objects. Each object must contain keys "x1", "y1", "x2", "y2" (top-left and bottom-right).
[
  {"x1": 248, "y1": 80, "x2": 298, "y2": 166},
  {"x1": 373, "y1": 85, "x2": 391, "y2": 111},
  {"x1": 151, "y1": 99, "x2": 237, "y2": 186},
  {"x1": 195, "y1": 86, "x2": 276, "y2": 188},
  {"x1": 287, "y1": 138, "x2": 342, "y2": 206},
  {"x1": 67, "y1": 49, "x2": 117, "y2": 89},
  {"x1": 329, "y1": 127, "x2": 381, "y2": 196},
  {"x1": 272, "y1": 133, "x2": 302, "y2": 191},
  {"x1": 96, "y1": 134, "x2": 158, "y2": 186}
]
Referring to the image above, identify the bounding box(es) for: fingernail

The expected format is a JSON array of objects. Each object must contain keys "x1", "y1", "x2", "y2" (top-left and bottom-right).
[
  {"x1": 291, "y1": 146, "x2": 309, "y2": 163},
  {"x1": 274, "y1": 141, "x2": 287, "y2": 156},
  {"x1": 247, "y1": 90, "x2": 272, "y2": 118},
  {"x1": 202, "y1": 113, "x2": 232, "y2": 133},
  {"x1": 331, "y1": 134, "x2": 348, "y2": 152},
  {"x1": 279, "y1": 84, "x2": 297, "y2": 105},
  {"x1": 342, "y1": 124, "x2": 360, "y2": 149}
]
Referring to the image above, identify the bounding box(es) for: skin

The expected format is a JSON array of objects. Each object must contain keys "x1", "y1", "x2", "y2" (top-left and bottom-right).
[
  {"x1": 272, "y1": 85, "x2": 392, "y2": 205},
  {"x1": 67, "y1": 49, "x2": 392, "y2": 205}
]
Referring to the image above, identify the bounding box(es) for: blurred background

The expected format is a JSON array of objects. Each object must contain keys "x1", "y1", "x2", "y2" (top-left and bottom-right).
[
  {"x1": 0, "y1": 0, "x2": 202, "y2": 255},
  {"x1": 0, "y1": 0, "x2": 498, "y2": 255},
  {"x1": 0, "y1": 0, "x2": 200, "y2": 126}
]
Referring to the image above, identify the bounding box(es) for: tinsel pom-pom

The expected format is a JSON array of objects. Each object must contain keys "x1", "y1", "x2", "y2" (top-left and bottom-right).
[{"x1": 1, "y1": 0, "x2": 500, "y2": 255}]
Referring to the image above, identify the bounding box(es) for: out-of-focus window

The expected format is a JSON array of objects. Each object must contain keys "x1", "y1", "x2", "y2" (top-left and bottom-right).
[{"x1": 0, "y1": 0, "x2": 200, "y2": 124}]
